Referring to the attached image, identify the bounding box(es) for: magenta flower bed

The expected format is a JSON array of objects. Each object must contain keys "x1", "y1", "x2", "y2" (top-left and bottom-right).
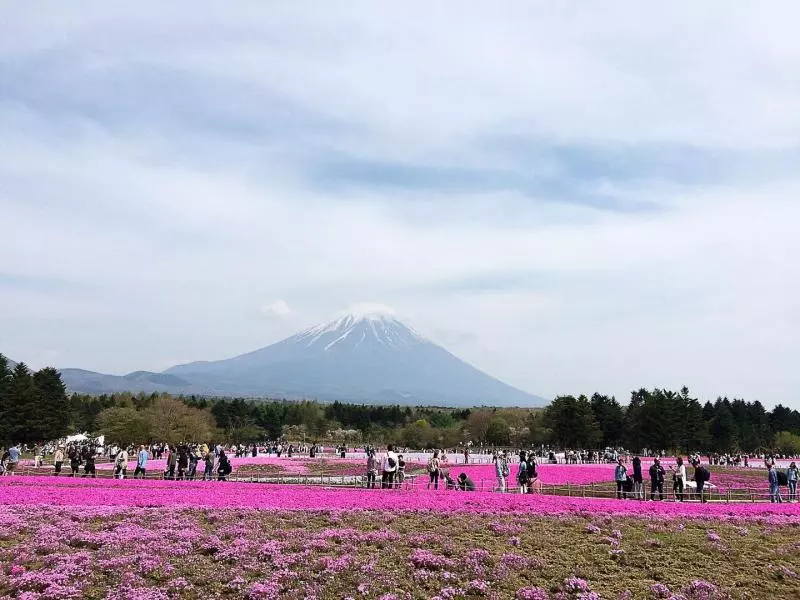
[{"x1": 1, "y1": 477, "x2": 798, "y2": 521}]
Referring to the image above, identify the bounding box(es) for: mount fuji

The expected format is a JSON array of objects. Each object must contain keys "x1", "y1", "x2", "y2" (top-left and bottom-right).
[{"x1": 59, "y1": 312, "x2": 546, "y2": 406}]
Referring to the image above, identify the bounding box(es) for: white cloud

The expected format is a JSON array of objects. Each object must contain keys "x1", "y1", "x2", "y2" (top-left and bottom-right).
[
  {"x1": 1, "y1": 3, "x2": 799, "y2": 406},
  {"x1": 260, "y1": 300, "x2": 293, "y2": 319}
]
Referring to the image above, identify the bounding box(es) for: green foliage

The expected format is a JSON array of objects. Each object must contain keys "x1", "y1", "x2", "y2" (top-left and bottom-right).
[
  {"x1": 2, "y1": 352, "x2": 798, "y2": 453},
  {"x1": 543, "y1": 395, "x2": 602, "y2": 448},
  {"x1": 485, "y1": 417, "x2": 511, "y2": 445},
  {"x1": 774, "y1": 431, "x2": 800, "y2": 455},
  {"x1": 0, "y1": 356, "x2": 69, "y2": 445}
]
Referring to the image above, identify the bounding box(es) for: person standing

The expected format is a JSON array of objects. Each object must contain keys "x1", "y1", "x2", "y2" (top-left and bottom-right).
[
  {"x1": 615, "y1": 458, "x2": 628, "y2": 500},
  {"x1": 114, "y1": 447, "x2": 129, "y2": 479},
  {"x1": 134, "y1": 445, "x2": 148, "y2": 479},
  {"x1": 83, "y1": 452, "x2": 96, "y2": 478},
  {"x1": 6, "y1": 444, "x2": 20, "y2": 475},
  {"x1": 787, "y1": 461, "x2": 798, "y2": 503},
  {"x1": 366, "y1": 450, "x2": 378, "y2": 489},
  {"x1": 53, "y1": 446, "x2": 64, "y2": 476},
  {"x1": 177, "y1": 445, "x2": 189, "y2": 480},
  {"x1": 395, "y1": 454, "x2": 406, "y2": 489},
  {"x1": 693, "y1": 461, "x2": 710, "y2": 503},
  {"x1": 518, "y1": 453, "x2": 529, "y2": 494},
  {"x1": 203, "y1": 448, "x2": 215, "y2": 481},
  {"x1": 670, "y1": 458, "x2": 686, "y2": 502},
  {"x1": 427, "y1": 451, "x2": 441, "y2": 491},
  {"x1": 495, "y1": 451, "x2": 509, "y2": 493},
  {"x1": 380, "y1": 445, "x2": 398, "y2": 489},
  {"x1": 632, "y1": 456, "x2": 644, "y2": 500},
  {"x1": 217, "y1": 450, "x2": 232, "y2": 481},
  {"x1": 165, "y1": 447, "x2": 177, "y2": 480},
  {"x1": 768, "y1": 463, "x2": 783, "y2": 503},
  {"x1": 68, "y1": 446, "x2": 82, "y2": 477},
  {"x1": 187, "y1": 448, "x2": 199, "y2": 480},
  {"x1": 649, "y1": 458, "x2": 665, "y2": 501}
]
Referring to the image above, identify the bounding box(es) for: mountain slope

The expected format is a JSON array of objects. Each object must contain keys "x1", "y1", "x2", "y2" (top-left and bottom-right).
[
  {"x1": 60, "y1": 369, "x2": 192, "y2": 395},
  {"x1": 165, "y1": 313, "x2": 545, "y2": 406}
]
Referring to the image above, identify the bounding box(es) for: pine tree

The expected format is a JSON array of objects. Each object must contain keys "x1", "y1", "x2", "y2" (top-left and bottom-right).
[
  {"x1": 8, "y1": 362, "x2": 37, "y2": 444},
  {"x1": 0, "y1": 355, "x2": 13, "y2": 444},
  {"x1": 33, "y1": 367, "x2": 70, "y2": 442}
]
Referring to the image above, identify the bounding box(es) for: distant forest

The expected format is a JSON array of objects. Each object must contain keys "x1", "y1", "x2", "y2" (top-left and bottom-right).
[{"x1": 1, "y1": 355, "x2": 799, "y2": 454}]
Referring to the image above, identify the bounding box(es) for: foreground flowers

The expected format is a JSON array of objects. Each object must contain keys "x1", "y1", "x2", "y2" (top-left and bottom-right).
[
  {"x1": 0, "y1": 505, "x2": 798, "y2": 599},
  {"x1": 0, "y1": 477, "x2": 797, "y2": 521}
]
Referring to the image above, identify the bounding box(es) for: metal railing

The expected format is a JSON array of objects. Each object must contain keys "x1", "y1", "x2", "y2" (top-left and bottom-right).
[{"x1": 8, "y1": 466, "x2": 794, "y2": 503}]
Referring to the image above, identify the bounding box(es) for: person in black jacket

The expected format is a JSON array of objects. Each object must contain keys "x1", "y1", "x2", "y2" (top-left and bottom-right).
[
  {"x1": 649, "y1": 458, "x2": 665, "y2": 501},
  {"x1": 693, "y1": 461, "x2": 710, "y2": 503},
  {"x1": 217, "y1": 450, "x2": 232, "y2": 481},
  {"x1": 632, "y1": 456, "x2": 644, "y2": 500}
]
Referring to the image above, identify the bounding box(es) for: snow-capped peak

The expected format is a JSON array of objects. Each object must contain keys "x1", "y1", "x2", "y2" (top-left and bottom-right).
[
  {"x1": 343, "y1": 302, "x2": 397, "y2": 321},
  {"x1": 293, "y1": 309, "x2": 425, "y2": 351}
]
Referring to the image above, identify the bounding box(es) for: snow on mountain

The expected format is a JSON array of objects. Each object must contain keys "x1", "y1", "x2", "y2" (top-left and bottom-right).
[{"x1": 163, "y1": 312, "x2": 546, "y2": 407}]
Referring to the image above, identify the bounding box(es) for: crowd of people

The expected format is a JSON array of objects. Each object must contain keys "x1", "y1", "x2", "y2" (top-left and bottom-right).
[{"x1": 2, "y1": 440, "x2": 798, "y2": 504}]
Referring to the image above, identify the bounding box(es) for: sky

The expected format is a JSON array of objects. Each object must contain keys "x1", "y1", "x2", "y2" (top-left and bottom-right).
[{"x1": 2, "y1": 2, "x2": 799, "y2": 408}]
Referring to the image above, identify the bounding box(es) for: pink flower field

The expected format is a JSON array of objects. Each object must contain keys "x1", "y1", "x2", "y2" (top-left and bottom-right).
[
  {"x1": 0, "y1": 480, "x2": 799, "y2": 599},
  {"x1": 2, "y1": 465, "x2": 798, "y2": 599}
]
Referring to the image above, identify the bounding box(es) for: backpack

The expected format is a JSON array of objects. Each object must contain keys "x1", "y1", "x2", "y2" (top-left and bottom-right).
[
  {"x1": 427, "y1": 457, "x2": 437, "y2": 473},
  {"x1": 388, "y1": 456, "x2": 397, "y2": 469},
  {"x1": 696, "y1": 467, "x2": 710, "y2": 483},
  {"x1": 777, "y1": 470, "x2": 789, "y2": 486},
  {"x1": 502, "y1": 462, "x2": 510, "y2": 478}
]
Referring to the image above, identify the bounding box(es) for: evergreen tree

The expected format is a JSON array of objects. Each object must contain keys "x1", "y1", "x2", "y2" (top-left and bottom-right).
[
  {"x1": 8, "y1": 362, "x2": 37, "y2": 444},
  {"x1": 0, "y1": 355, "x2": 13, "y2": 444},
  {"x1": 33, "y1": 367, "x2": 70, "y2": 441},
  {"x1": 590, "y1": 393, "x2": 625, "y2": 448}
]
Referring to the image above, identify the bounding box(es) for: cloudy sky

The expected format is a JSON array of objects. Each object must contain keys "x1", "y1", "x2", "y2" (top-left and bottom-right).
[{"x1": 2, "y1": 3, "x2": 799, "y2": 407}]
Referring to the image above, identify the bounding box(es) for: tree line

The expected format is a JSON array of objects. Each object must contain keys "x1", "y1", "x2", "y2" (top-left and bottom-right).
[
  {"x1": 2, "y1": 354, "x2": 799, "y2": 454},
  {"x1": 542, "y1": 388, "x2": 800, "y2": 455}
]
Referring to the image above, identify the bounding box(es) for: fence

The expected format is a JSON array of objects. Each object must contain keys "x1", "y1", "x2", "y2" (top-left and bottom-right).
[{"x1": 10, "y1": 465, "x2": 792, "y2": 504}]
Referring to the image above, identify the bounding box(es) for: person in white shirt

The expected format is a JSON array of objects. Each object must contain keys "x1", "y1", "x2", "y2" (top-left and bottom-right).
[{"x1": 381, "y1": 444, "x2": 398, "y2": 489}]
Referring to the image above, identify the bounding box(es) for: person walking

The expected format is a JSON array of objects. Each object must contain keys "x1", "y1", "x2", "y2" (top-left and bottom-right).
[
  {"x1": 649, "y1": 458, "x2": 665, "y2": 501},
  {"x1": 366, "y1": 450, "x2": 378, "y2": 489},
  {"x1": 787, "y1": 461, "x2": 798, "y2": 503},
  {"x1": 632, "y1": 456, "x2": 644, "y2": 500},
  {"x1": 427, "y1": 451, "x2": 441, "y2": 491},
  {"x1": 768, "y1": 463, "x2": 783, "y2": 503},
  {"x1": 615, "y1": 458, "x2": 628, "y2": 500},
  {"x1": 134, "y1": 445, "x2": 148, "y2": 479}
]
